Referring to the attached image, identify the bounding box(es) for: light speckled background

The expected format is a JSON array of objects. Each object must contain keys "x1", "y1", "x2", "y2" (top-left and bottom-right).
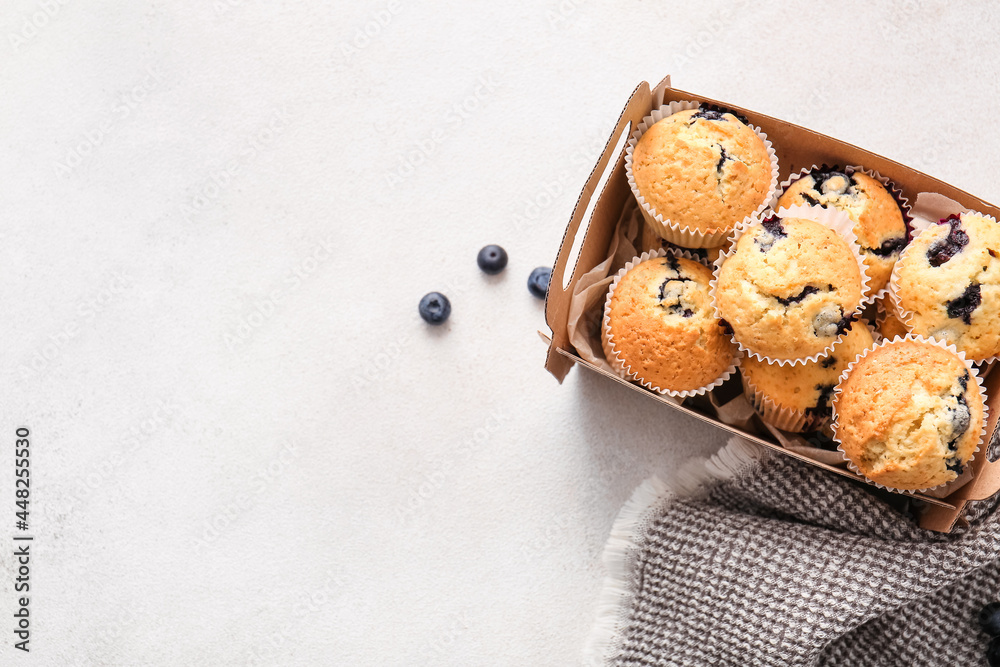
[{"x1": 1, "y1": 1, "x2": 999, "y2": 665}]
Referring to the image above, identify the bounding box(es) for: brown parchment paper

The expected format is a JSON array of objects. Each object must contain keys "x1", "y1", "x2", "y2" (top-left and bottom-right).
[{"x1": 566, "y1": 200, "x2": 643, "y2": 370}]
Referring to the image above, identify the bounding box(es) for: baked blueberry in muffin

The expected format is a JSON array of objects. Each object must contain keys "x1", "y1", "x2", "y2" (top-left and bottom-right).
[
  {"x1": 714, "y1": 214, "x2": 865, "y2": 362},
  {"x1": 926, "y1": 215, "x2": 969, "y2": 266},
  {"x1": 892, "y1": 212, "x2": 1000, "y2": 361},
  {"x1": 691, "y1": 104, "x2": 751, "y2": 125},
  {"x1": 945, "y1": 370, "x2": 973, "y2": 471},
  {"x1": 777, "y1": 167, "x2": 907, "y2": 294},
  {"x1": 605, "y1": 254, "x2": 737, "y2": 394},
  {"x1": 657, "y1": 255, "x2": 697, "y2": 318},
  {"x1": 946, "y1": 284, "x2": 981, "y2": 324}
]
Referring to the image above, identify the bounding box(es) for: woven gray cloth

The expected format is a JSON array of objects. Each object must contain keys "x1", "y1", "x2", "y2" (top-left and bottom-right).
[{"x1": 595, "y1": 442, "x2": 1000, "y2": 666}]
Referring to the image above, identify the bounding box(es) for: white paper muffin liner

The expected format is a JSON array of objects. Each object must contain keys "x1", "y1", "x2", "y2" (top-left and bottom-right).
[
  {"x1": 624, "y1": 101, "x2": 779, "y2": 249},
  {"x1": 888, "y1": 210, "x2": 1000, "y2": 365},
  {"x1": 709, "y1": 203, "x2": 873, "y2": 366},
  {"x1": 742, "y1": 320, "x2": 877, "y2": 433},
  {"x1": 872, "y1": 295, "x2": 909, "y2": 344},
  {"x1": 742, "y1": 372, "x2": 823, "y2": 433},
  {"x1": 772, "y1": 164, "x2": 913, "y2": 302},
  {"x1": 602, "y1": 248, "x2": 738, "y2": 398},
  {"x1": 907, "y1": 191, "x2": 969, "y2": 233},
  {"x1": 830, "y1": 334, "x2": 989, "y2": 496},
  {"x1": 600, "y1": 247, "x2": 711, "y2": 377},
  {"x1": 601, "y1": 247, "x2": 712, "y2": 378}
]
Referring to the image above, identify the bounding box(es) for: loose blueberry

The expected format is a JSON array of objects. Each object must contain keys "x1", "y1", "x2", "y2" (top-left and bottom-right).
[
  {"x1": 528, "y1": 267, "x2": 551, "y2": 299},
  {"x1": 990, "y1": 636, "x2": 1000, "y2": 667},
  {"x1": 981, "y1": 602, "x2": 1000, "y2": 636},
  {"x1": 477, "y1": 245, "x2": 508, "y2": 275},
  {"x1": 418, "y1": 292, "x2": 451, "y2": 325}
]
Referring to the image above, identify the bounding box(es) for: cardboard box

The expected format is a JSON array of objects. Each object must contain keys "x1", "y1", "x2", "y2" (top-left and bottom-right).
[{"x1": 542, "y1": 75, "x2": 1000, "y2": 533}]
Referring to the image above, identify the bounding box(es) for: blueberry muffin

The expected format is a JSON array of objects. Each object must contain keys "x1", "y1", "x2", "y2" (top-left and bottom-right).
[
  {"x1": 777, "y1": 168, "x2": 907, "y2": 293},
  {"x1": 892, "y1": 212, "x2": 1000, "y2": 360},
  {"x1": 605, "y1": 255, "x2": 737, "y2": 393},
  {"x1": 834, "y1": 338, "x2": 984, "y2": 490},
  {"x1": 742, "y1": 321, "x2": 874, "y2": 431},
  {"x1": 714, "y1": 215, "x2": 865, "y2": 362},
  {"x1": 631, "y1": 107, "x2": 772, "y2": 234}
]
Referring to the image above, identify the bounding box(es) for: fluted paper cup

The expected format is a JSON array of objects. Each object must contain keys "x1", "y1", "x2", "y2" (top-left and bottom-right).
[
  {"x1": 602, "y1": 248, "x2": 738, "y2": 398},
  {"x1": 625, "y1": 101, "x2": 779, "y2": 248},
  {"x1": 830, "y1": 334, "x2": 988, "y2": 495},
  {"x1": 741, "y1": 321, "x2": 876, "y2": 433}
]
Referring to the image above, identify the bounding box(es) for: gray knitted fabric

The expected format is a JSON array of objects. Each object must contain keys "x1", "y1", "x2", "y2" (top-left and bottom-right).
[{"x1": 605, "y1": 448, "x2": 1000, "y2": 666}]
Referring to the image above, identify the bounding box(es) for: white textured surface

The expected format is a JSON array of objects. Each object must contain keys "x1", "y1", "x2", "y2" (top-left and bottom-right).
[{"x1": 1, "y1": 1, "x2": 999, "y2": 665}]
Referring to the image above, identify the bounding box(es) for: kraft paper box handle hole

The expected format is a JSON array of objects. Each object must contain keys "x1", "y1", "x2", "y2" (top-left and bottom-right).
[
  {"x1": 550, "y1": 109, "x2": 636, "y2": 294},
  {"x1": 557, "y1": 122, "x2": 632, "y2": 292},
  {"x1": 544, "y1": 80, "x2": 657, "y2": 381}
]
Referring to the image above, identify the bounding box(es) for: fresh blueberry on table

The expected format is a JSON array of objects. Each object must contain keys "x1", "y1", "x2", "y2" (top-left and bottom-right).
[
  {"x1": 477, "y1": 245, "x2": 508, "y2": 274},
  {"x1": 418, "y1": 292, "x2": 451, "y2": 325},
  {"x1": 528, "y1": 267, "x2": 551, "y2": 299},
  {"x1": 989, "y1": 636, "x2": 1000, "y2": 667},
  {"x1": 980, "y1": 602, "x2": 1000, "y2": 636}
]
